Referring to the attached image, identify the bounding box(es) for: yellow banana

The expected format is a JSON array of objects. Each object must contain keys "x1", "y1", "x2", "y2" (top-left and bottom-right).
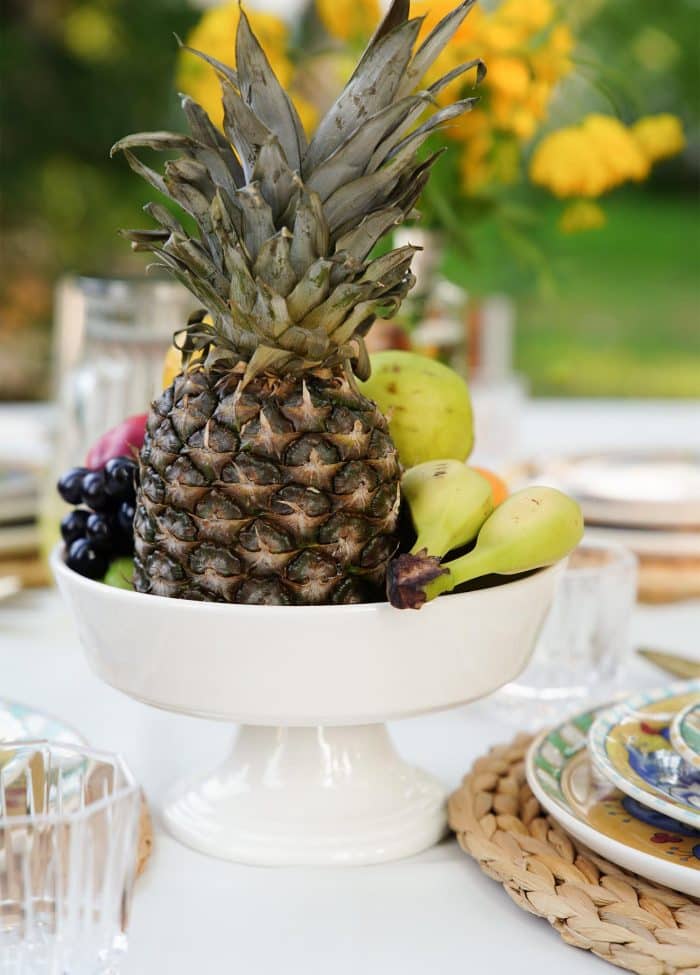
[{"x1": 402, "y1": 460, "x2": 493, "y2": 558}]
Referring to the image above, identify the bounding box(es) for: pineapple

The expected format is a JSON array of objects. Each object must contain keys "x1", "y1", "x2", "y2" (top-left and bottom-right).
[{"x1": 112, "y1": 0, "x2": 484, "y2": 605}]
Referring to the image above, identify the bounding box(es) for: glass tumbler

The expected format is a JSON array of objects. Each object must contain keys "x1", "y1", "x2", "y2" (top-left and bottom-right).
[
  {"x1": 497, "y1": 540, "x2": 638, "y2": 720},
  {"x1": 41, "y1": 275, "x2": 197, "y2": 557},
  {"x1": 54, "y1": 276, "x2": 197, "y2": 468},
  {"x1": 0, "y1": 741, "x2": 140, "y2": 975}
]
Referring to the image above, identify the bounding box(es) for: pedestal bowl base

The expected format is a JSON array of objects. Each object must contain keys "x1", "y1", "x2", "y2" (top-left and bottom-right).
[
  {"x1": 162, "y1": 724, "x2": 446, "y2": 866},
  {"x1": 53, "y1": 548, "x2": 561, "y2": 866}
]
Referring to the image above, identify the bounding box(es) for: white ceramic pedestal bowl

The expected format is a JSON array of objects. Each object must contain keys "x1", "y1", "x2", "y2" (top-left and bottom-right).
[{"x1": 53, "y1": 548, "x2": 559, "y2": 866}]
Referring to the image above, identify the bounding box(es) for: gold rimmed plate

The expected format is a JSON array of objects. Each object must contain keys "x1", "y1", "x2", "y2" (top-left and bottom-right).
[
  {"x1": 671, "y1": 703, "x2": 700, "y2": 770},
  {"x1": 526, "y1": 704, "x2": 700, "y2": 896},
  {"x1": 588, "y1": 682, "x2": 700, "y2": 829}
]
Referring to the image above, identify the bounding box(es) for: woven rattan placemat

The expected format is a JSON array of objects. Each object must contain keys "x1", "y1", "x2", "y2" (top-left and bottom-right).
[
  {"x1": 448, "y1": 733, "x2": 700, "y2": 974},
  {"x1": 638, "y1": 556, "x2": 700, "y2": 604}
]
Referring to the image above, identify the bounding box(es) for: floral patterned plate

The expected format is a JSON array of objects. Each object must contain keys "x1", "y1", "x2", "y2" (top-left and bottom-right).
[
  {"x1": 0, "y1": 698, "x2": 85, "y2": 746},
  {"x1": 526, "y1": 704, "x2": 700, "y2": 897},
  {"x1": 671, "y1": 703, "x2": 700, "y2": 770},
  {"x1": 0, "y1": 699, "x2": 86, "y2": 787},
  {"x1": 588, "y1": 681, "x2": 700, "y2": 829}
]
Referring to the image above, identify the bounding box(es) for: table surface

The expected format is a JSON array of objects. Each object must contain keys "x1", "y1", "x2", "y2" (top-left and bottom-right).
[{"x1": 2, "y1": 397, "x2": 699, "y2": 975}]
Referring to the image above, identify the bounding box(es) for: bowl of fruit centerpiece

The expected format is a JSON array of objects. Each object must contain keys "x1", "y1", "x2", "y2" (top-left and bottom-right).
[
  {"x1": 52, "y1": 2, "x2": 583, "y2": 865},
  {"x1": 53, "y1": 548, "x2": 564, "y2": 866}
]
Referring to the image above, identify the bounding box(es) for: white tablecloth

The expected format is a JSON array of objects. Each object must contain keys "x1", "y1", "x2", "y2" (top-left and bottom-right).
[{"x1": 2, "y1": 398, "x2": 699, "y2": 974}]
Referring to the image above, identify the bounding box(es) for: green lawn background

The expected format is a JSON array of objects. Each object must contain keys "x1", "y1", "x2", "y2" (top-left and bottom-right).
[{"x1": 445, "y1": 191, "x2": 700, "y2": 398}]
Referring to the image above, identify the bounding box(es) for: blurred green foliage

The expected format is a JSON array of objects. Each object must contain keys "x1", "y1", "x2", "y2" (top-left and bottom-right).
[
  {"x1": 0, "y1": 0, "x2": 697, "y2": 399},
  {"x1": 574, "y1": 0, "x2": 699, "y2": 129},
  {"x1": 1, "y1": 0, "x2": 198, "y2": 272},
  {"x1": 445, "y1": 190, "x2": 700, "y2": 397},
  {"x1": 0, "y1": 0, "x2": 198, "y2": 397}
]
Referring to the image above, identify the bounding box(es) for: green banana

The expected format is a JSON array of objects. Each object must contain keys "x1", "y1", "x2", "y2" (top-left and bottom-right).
[
  {"x1": 359, "y1": 350, "x2": 473, "y2": 469},
  {"x1": 388, "y1": 486, "x2": 584, "y2": 609},
  {"x1": 403, "y1": 460, "x2": 493, "y2": 557}
]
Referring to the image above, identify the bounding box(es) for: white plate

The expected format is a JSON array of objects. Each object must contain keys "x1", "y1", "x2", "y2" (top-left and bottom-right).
[
  {"x1": 584, "y1": 525, "x2": 700, "y2": 558},
  {"x1": 526, "y1": 709, "x2": 700, "y2": 897},
  {"x1": 515, "y1": 450, "x2": 700, "y2": 529}
]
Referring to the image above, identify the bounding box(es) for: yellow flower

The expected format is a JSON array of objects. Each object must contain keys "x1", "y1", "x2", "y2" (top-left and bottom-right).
[
  {"x1": 413, "y1": 0, "x2": 572, "y2": 153},
  {"x1": 458, "y1": 123, "x2": 521, "y2": 193},
  {"x1": 487, "y1": 57, "x2": 531, "y2": 100},
  {"x1": 526, "y1": 80, "x2": 552, "y2": 119},
  {"x1": 632, "y1": 114, "x2": 685, "y2": 164},
  {"x1": 497, "y1": 0, "x2": 555, "y2": 34},
  {"x1": 294, "y1": 94, "x2": 320, "y2": 137},
  {"x1": 478, "y1": 18, "x2": 528, "y2": 52},
  {"x1": 414, "y1": 1, "x2": 482, "y2": 47},
  {"x1": 449, "y1": 105, "x2": 490, "y2": 143},
  {"x1": 584, "y1": 115, "x2": 649, "y2": 184},
  {"x1": 559, "y1": 200, "x2": 606, "y2": 233},
  {"x1": 459, "y1": 132, "x2": 492, "y2": 193},
  {"x1": 316, "y1": 0, "x2": 379, "y2": 42},
  {"x1": 489, "y1": 91, "x2": 539, "y2": 142},
  {"x1": 530, "y1": 114, "x2": 650, "y2": 198},
  {"x1": 531, "y1": 23, "x2": 574, "y2": 83},
  {"x1": 549, "y1": 21, "x2": 574, "y2": 54},
  {"x1": 177, "y1": 5, "x2": 291, "y2": 130},
  {"x1": 509, "y1": 108, "x2": 538, "y2": 141}
]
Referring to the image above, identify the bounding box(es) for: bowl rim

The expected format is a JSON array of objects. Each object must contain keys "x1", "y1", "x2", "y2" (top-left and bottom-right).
[{"x1": 50, "y1": 543, "x2": 557, "y2": 616}]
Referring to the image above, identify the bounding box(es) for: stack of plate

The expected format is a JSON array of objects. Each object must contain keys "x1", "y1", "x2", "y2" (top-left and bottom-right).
[
  {"x1": 0, "y1": 463, "x2": 40, "y2": 557},
  {"x1": 526, "y1": 681, "x2": 700, "y2": 896},
  {"x1": 514, "y1": 449, "x2": 700, "y2": 601}
]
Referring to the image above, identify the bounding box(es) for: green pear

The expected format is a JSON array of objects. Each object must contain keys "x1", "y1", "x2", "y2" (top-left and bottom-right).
[{"x1": 360, "y1": 351, "x2": 473, "y2": 468}]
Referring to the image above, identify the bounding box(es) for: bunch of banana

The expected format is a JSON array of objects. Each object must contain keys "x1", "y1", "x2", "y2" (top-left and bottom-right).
[{"x1": 389, "y1": 483, "x2": 584, "y2": 609}]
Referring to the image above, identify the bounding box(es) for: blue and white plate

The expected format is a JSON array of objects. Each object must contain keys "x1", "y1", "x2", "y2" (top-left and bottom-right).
[
  {"x1": 671, "y1": 703, "x2": 700, "y2": 770},
  {"x1": 0, "y1": 699, "x2": 85, "y2": 747},
  {"x1": 526, "y1": 703, "x2": 700, "y2": 897},
  {"x1": 588, "y1": 682, "x2": 700, "y2": 829}
]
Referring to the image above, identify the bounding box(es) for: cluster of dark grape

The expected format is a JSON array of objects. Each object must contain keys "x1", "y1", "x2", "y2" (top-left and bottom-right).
[{"x1": 58, "y1": 457, "x2": 138, "y2": 578}]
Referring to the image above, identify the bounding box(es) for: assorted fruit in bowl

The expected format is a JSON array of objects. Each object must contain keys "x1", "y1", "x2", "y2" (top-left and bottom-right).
[
  {"x1": 58, "y1": 348, "x2": 582, "y2": 607},
  {"x1": 57, "y1": 0, "x2": 583, "y2": 610},
  {"x1": 57, "y1": 416, "x2": 145, "y2": 585},
  {"x1": 59, "y1": 459, "x2": 136, "y2": 581}
]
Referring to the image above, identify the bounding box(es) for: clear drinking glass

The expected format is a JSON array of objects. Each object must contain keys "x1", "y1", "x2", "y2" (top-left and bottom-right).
[
  {"x1": 41, "y1": 275, "x2": 197, "y2": 558},
  {"x1": 494, "y1": 540, "x2": 638, "y2": 724},
  {"x1": 0, "y1": 741, "x2": 140, "y2": 975},
  {"x1": 54, "y1": 276, "x2": 197, "y2": 468}
]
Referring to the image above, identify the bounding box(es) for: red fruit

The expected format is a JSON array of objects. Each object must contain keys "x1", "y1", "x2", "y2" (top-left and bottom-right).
[{"x1": 86, "y1": 414, "x2": 147, "y2": 470}]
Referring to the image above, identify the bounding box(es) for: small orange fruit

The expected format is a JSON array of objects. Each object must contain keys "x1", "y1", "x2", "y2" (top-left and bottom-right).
[{"x1": 470, "y1": 466, "x2": 509, "y2": 506}]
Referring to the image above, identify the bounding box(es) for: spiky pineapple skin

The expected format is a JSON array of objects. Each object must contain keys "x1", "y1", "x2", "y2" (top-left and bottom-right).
[
  {"x1": 114, "y1": 1, "x2": 483, "y2": 606},
  {"x1": 134, "y1": 363, "x2": 401, "y2": 605}
]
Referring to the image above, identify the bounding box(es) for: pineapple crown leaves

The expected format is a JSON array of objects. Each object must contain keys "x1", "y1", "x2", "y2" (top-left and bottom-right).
[{"x1": 112, "y1": 0, "x2": 485, "y2": 384}]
